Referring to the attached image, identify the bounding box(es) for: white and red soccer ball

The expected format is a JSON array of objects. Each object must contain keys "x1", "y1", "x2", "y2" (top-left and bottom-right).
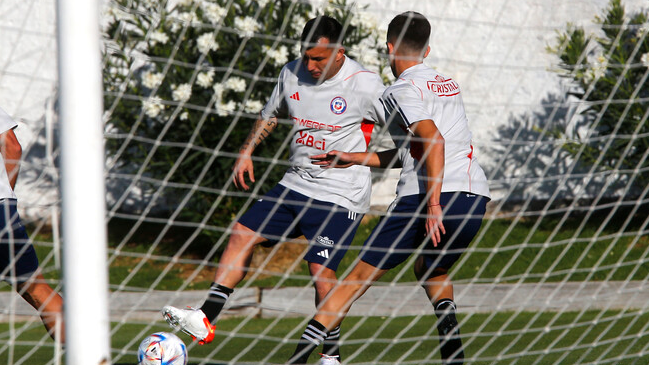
[{"x1": 138, "y1": 332, "x2": 188, "y2": 365}]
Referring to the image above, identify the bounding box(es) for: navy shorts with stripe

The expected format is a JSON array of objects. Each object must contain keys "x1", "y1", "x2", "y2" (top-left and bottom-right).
[
  {"x1": 238, "y1": 184, "x2": 362, "y2": 271},
  {"x1": 0, "y1": 199, "x2": 39, "y2": 283},
  {"x1": 359, "y1": 192, "x2": 487, "y2": 270}
]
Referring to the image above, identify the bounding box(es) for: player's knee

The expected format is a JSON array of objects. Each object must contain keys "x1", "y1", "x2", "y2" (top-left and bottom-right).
[
  {"x1": 228, "y1": 222, "x2": 263, "y2": 249},
  {"x1": 414, "y1": 261, "x2": 448, "y2": 282}
]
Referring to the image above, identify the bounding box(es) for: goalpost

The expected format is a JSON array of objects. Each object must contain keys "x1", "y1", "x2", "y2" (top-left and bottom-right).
[
  {"x1": 1, "y1": 0, "x2": 648, "y2": 364},
  {"x1": 56, "y1": 0, "x2": 111, "y2": 364}
]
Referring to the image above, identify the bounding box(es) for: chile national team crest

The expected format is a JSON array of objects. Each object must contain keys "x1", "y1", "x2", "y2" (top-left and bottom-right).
[{"x1": 330, "y1": 96, "x2": 347, "y2": 115}]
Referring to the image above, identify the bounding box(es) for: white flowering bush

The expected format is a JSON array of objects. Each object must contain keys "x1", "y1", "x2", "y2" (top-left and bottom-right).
[
  {"x1": 102, "y1": 0, "x2": 387, "y2": 241},
  {"x1": 549, "y1": 0, "x2": 648, "y2": 193}
]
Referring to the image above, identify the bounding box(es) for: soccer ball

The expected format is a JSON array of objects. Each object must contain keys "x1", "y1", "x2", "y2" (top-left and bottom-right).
[{"x1": 137, "y1": 332, "x2": 188, "y2": 365}]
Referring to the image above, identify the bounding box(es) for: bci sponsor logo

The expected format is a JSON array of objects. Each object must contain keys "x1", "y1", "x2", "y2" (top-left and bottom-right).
[{"x1": 296, "y1": 131, "x2": 326, "y2": 150}]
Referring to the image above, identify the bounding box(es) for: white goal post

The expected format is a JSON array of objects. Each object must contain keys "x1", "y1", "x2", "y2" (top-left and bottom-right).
[{"x1": 56, "y1": 0, "x2": 110, "y2": 364}]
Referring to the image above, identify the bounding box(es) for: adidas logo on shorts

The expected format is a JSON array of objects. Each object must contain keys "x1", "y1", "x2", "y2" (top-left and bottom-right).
[{"x1": 317, "y1": 249, "x2": 329, "y2": 259}]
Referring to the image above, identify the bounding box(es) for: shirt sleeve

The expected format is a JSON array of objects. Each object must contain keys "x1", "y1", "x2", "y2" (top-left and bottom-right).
[
  {"x1": 260, "y1": 67, "x2": 288, "y2": 121},
  {"x1": 381, "y1": 83, "x2": 432, "y2": 129},
  {"x1": 0, "y1": 107, "x2": 18, "y2": 135},
  {"x1": 362, "y1": 77, "x2": 387, "y2": 125}
]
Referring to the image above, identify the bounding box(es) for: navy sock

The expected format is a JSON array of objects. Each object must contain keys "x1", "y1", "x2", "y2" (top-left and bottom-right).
[
  {"x1": 322, "y1": 325, "x2": 341, "y2": 359},
  {"x1": 288, "y1": 319, "x2": 328, "y2": 364},
  {"x1": 200, "y1": 283, "x2": 233, "y2": 324},
  {"x1": 435, "y1": 299, "x2": 464, "y2": 365}
]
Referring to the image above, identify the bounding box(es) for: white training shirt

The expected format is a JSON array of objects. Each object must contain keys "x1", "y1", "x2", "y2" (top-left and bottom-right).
[
  {"x1": 381, "y1": 63, "x2": 490, "y2": 199},
  {"x1": 261, "y1": 55, "x2": 385, "y2": 213},
  {"x1": 0, "y1": 107, "x2": 18, "y2": 200}
]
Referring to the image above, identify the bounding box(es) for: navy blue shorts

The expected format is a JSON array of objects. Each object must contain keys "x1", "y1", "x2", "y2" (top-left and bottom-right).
[
  {"x1": 0, "y1": 199, "x2": 39, "y2": 283},
  {"x1": 359, "y1": 192, "x2": 487, "y2": 270},
  {"x1": 238, "y1": 184, "x2": 363, "y2": 271}
]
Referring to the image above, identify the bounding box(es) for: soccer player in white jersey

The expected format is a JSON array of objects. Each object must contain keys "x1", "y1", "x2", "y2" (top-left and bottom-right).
[
  {"x1": 163, "y1": 16, "x2": 385, "y2": 363},
  {"x1": 288, "y1": 12, "x2": 490, "y2": 365},
  {"x1": 0, "y1": 107, "x2": 65, "y2": 342}
]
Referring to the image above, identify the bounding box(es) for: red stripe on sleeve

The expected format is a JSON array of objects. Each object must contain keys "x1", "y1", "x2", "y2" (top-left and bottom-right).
[{"x1": 361, "y1": 120, "x2": 375, "y2": 148}]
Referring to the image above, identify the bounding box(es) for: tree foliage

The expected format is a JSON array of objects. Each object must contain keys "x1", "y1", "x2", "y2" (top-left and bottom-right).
[
  {"x1": 550, "y1": 0, "x2": 649, "y2": 195},
  {"x1": 102, "y1": 0, "x2": 387, "y2": 250}
]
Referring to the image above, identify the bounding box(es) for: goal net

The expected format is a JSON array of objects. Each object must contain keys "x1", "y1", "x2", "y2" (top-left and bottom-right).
[{"x1": 3, "y1": 0, "x2": 649, "y2": 364}]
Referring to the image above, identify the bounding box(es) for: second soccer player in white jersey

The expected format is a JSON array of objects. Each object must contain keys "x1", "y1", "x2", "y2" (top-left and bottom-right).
[
  {"x1": 163, "y1": 15, "x2": 385, "y2": 364},
  {"x1": 289, "y1": 12, "x2": 490, "y2": 365}
]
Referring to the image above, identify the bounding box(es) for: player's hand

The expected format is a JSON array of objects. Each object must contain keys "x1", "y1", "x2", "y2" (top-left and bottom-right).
[
  {"x1": 232, "y1": 154, "x2": 255, "y2": 190},
  {"x1": 426, "y1": 204, "x2": 446, "y2": 247},
  {"x1": 310, "y1": 150, "x2": 356, "y2": 168}
]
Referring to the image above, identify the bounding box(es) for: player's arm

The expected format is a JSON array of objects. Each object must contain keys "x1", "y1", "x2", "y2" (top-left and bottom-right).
[
  {"x1": 0, "y1": 128, "x2": 22, "y2": 190},
  {"x1": 410, "y1": 119, "x2": 445, "y2": 246},
  {"x1": 310, "y1": 148, "x2": 401, "y2": 169},
  {"x1": 233, "y1": 117, "x2": 278, "y2": 190}
]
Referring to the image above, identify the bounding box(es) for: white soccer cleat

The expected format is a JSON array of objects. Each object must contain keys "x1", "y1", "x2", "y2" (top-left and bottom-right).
[
  {"x1": 318, "y1": 354, "x2": 341, "y2": 365},
  {"x1": 162, "y1": 305, "x2": 215, "y2": 345}
]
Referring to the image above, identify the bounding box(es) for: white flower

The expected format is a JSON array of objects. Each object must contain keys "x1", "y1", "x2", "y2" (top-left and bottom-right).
[
  {"x1": 197, "y1": 70, "x2": 215, "y2": 88},
  {"x1": 149, "y1": 30, "x2": 169, "y2": 45},
  {"x1": 180, "y1": 111, "x2": 189, "y2": 120},
  {"x1": 142, "y1": 0, "x2": 158, "y2": 8},
  {"x1": 201, "y1": 2, "x2": 227, "y2": 24},
  {"x1": 292, "y1": 42, "x2": 303, "y2": 57},
  {"x1": 196, "y1": 32, "x2": 219, "y2": 54},
  {"x1": 257, "y1": 0, "x2": 270, "y2": 8},
  {"x1": 178, "y1": 12, "x2": 200, "y2": 25},
  {"x1": 141, "y1": 71, "x2": 164, "y2": 89},
  {"x1": 217, "y1": 100, "x2": 237, "y2": 116},
  {"x1": 143, "y1": 96, "x2": 165, "y2": 118},
  {"x1": 263, "y1": 45, "x2": 289, "y2": 66},
  {"x1": 172, "y1": 83, "x2": 192, "y2": 102},
  {"x1": 177, "y1": 0, "x2": 194, "y2": 6},
  {"x1": 105, "y1": 5, "x2": 131, "y2": 23},
  {"x1": 350, "y1": 12, "x2": 377, "y2": 30},
  {"x1": 639, "y1": 23, "x2": 649, "y2": 34},
  {"x1": 291, "y1": 16, "x2": 307, "y2": 34},
  {"x1": 169, "y1": 11, "x2": 199, "y2": 33},
  {"x1": 641, "y1": 53, "x2": 649, "y2": 68},
  {"x1": 213, "y1": 83, "x2": 225, "y2": 100},
  {"x1": 244, "y1": 100, "x2": 264, "y2": 113},
  {"x1": 234, "y1": 16, "x2": 261, "y2": 38},
  {"x1": 312, "y1": 1, "x2": 337, "y2": 14},
  {"x1": 592, "y1": 55, "x2": 608, "y2": 79},
  {"x1": 349, "y1": 43, "x2": 380, "y2": 70},
  {"x1": 224, "y1": 77, "x2": 246, "y2": 92}
]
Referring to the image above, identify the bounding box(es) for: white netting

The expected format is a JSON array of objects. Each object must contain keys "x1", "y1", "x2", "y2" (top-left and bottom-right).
[{"x1": 2, "y1": 0, "x2": 649, "y2": 364}]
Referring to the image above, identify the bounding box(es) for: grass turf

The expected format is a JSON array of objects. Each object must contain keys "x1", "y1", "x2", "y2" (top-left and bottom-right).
[
  {"x1": 101, "y1": 208, "x2": 649, "y2": 290},
  {"x1": 3, "y1": 210, "x2": 643, "y2": 293},
  {"x1": 2, "y1": 310, "x2": 648, "y2": 364}
]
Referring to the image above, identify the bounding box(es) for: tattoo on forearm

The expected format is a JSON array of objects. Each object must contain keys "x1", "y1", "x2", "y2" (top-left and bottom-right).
[{"x1": 241, "y1": 119, "x2": 278, "y2": 152}]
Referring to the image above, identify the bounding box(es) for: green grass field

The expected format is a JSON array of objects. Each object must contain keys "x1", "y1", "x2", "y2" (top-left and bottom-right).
[
  {"x1": 2, "y1": 208, "x2": 646, "y2": 364},
  {"x1": 7, "y1": 207, "x2": 643, "y2": 292},
  {"x1": 2, "y1": 310, "x2": 648, "y2": 364},
  {"x1": 96, "y1": 207, "x2": 648, "y2": 291}
]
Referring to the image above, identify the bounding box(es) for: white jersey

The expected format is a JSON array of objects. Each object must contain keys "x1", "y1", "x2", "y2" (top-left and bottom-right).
[
  {"x1": 0, "y1": 107, "x2": 18, "y2": 200},
  {"x1": 381, "y1": 63, "x2": 490, "y2": 199},
  {"x1": 261, "y1": 56, "x2": 386, "y2": 213}
]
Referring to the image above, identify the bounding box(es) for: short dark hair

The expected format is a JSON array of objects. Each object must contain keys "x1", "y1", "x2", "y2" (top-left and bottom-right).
[
  {"x1": 301, "y1": 15, "x2": 344, "y2": 49},
  {"x1": 387, "y1": 11, "x2": 431, "y2": 52}
]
